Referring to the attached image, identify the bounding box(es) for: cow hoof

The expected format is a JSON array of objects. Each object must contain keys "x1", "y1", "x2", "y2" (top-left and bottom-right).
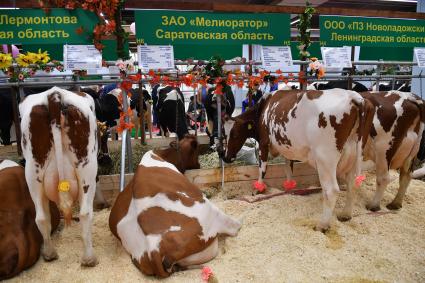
[
  {"x1": 337, "y1": 214, "x2": 352, "y2": 222},
  {"x1": 81, "y1": 255, "x2": 98, "y2": 267},
  {"x1": 314, "y1": 224, "x2": 329, "y2": 233},
  {"x1": 386, "y1": 202, "x2": 402, "y2": 210},
  {"x1": 42, "y1": 248, "x2": 58, "y2": 262},
  {"x1": 366, "y1": 204, "x2": 381, "y2": 212}
]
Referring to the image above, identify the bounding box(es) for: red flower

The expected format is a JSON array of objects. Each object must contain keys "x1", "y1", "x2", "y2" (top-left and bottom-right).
[
  {"x1": 253, "y1": 181, "x2": 266, "y2": 193},
  {"x1": 65, "y1": 1, "x2": 76, "y2": 9},
  {"x1": 148, "y1": 69, "x2": 155, "y2": 77},
  {"x1": 105, "y1": 20, "x2": 116, "y2": 33},
  {"x1": 283, "y1": 179, "x2": 297, "y2": 191},
  {"x1": 201, "y1": 266, "x2": 213, "y2": 282},
  {"x1": 276, "y1": 69, "x2": 283, "y2": 75}
]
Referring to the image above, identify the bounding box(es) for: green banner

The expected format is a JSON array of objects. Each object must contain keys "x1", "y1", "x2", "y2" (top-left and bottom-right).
[
  {"x1": 320, "y1": 15, "x2": 425, "y2": 47},
  {"x1": 135, "y1": 10, "x2": 290, "y2": 46},
  {"x1": 0, "y1": 8, "x2": 98, "y2": 45}
]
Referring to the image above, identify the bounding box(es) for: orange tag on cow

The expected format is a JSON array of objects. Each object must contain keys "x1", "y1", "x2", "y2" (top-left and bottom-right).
[
  {"x1": 247, "y1": 124, "x2": 252, "y2": 130},
  {"x1": 58, "y1": 180, "x2": 70, "y2": 192}
]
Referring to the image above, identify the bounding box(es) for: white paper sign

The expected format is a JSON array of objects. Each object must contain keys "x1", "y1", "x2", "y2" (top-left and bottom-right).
[
  {"x1": 138, "y1": 45, "x2": 175, "y2": 71},
  {"x1": 261, "y1": 46, "x2": 293, "y2": 71},
  {"x1": 63, "y1": 45, "x2": 102, "y2": 70},
  {"x1": 321, "y1": 47, "x2": 352, "y2": 69},
  {"x1": 414, "y1": 48, "x2": 425, "y2": 67}
]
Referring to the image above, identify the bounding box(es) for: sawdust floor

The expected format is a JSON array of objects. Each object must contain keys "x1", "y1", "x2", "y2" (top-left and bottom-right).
[{"x1": 8, "y1": 170, "x2": 425, "y2": 283}]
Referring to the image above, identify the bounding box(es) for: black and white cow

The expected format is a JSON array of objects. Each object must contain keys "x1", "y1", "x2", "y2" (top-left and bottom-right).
[{"x1": 156, "y1": 86, "x2": 188, "y2": 139}]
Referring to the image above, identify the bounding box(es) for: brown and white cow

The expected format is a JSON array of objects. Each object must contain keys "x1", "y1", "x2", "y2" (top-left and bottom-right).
[
  {"x1": 109, "y1": 135, "x2": 241, "y2": 278},
  {"x1": 0, "y1": 160, "x2": 60, "y2": 280},
  {"x1": 350, "y1": 91, "x2": 425, "y2": 214},
  {"x1": 19, "y1": 87, "x2": 99, "y2": 266},
  {"x1": 221, "y1": 89, "x2": 374, "y2": 232}
]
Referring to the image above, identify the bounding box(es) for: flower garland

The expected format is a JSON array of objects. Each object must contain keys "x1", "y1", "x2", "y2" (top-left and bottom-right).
[
  {"x1": 0, "y1": 49, "x2": 64, "y2": 82},
  {"x1": 38, "y1": 0, "x2": 123, "y2": 51}
]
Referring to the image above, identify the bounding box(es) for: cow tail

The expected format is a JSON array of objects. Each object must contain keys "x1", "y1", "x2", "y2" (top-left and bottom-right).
[
  {"x1": 352, "y1": 95, "x2": 375, "y2": 176},
  {"x1": 48, "y1": 91, "x2": 73, "y2": 226}
]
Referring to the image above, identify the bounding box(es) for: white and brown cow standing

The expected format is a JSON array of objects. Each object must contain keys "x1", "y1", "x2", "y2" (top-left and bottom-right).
[
  {"x1": 0, "y1": 160, "x2": 60, "y2": 280},
  {"x1": 349, "y1": 91, "x2": 425, "y2": 215},
  {"x1": 221, "y1": 89, "x2": 374, "y2": 232},
  {"x1": 109, "y1": 135, "x2": 241, "y2": 278},
  {"x1": 20, "y1": 86, "x2": 99, "y2": 266}
]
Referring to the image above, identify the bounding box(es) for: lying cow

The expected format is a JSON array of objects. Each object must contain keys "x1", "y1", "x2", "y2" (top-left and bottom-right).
[
  {"x1": 20, "y1": 86, "x2": 99, "y2": 266},
  {"x1": 348, "y1": 91, "x2": 424, "y2": 215},
  {"x1": 0, "y1": 160, "x2": 60, "y2": 280},
  {"x1": 109, "y1": 135, "x2": 241, "y2": 277},
  {"x1": 220, "y1": 89, "x2": 374, "y2": 232}
]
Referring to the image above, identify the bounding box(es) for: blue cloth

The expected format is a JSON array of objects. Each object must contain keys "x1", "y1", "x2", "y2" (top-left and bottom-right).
[
  {"x1": 101, "y1": 83, "x2": 118, "y2": 97},
  {"x1": 242, "y1": 98, "x2": 255, "y2": 113},
  {"x1": 270, "y1": 83, "x2": 278, "y2": 92},
  {"x1": 201, "y1": 87, "x2": 208, "y2": 105}
]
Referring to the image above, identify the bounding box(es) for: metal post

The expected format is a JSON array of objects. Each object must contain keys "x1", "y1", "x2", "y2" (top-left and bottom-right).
[
  {"x1": 139, "y1": 81, "x2": 146, "y2": 144},
  {"x1": 119, "y1": 88, "x2": 133, "y2": 191},
  {"x1": 376, "y1": 59, "x2": 383, "y2": 91},
  {"x1": 217, "y1": 93, "x2": 224, "y2": 187},
  {"x1": 193, "y1": 85, "x2": 198, "y2": 136},
  {"x1": 420, "y1": 70, "x2": 423, "y2": 99}
]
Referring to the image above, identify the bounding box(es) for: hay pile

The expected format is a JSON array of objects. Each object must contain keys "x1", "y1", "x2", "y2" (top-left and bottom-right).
[{"x1": 9, "y1": 170, "x2": 425, "y2": 282}]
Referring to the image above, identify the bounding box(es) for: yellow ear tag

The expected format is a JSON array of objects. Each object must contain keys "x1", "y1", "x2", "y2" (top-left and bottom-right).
[
  {"x1": 247, "y1": 124, "x2": 252, "y2": 130},
  {"x1": 58, "y1": 180, "x2": 70, "y2": 192}
]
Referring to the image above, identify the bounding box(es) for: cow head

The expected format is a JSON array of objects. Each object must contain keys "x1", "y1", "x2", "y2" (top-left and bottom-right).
[
  {"x1": 167, "y1": 135, "x2": 200, "y2": 172},
  {"x1": 219, "y1": 115, "x2": 255, "y2": 163}
]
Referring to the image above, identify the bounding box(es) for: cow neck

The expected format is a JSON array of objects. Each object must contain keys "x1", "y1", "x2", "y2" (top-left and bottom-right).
[{"x1": 153, "y1": 148, "x2": 184, "y2": 173}]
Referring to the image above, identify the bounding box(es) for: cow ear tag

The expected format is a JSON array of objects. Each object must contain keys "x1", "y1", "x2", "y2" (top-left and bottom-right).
[
  {"x1": 247, "y1": 123, "x2": 252, "y2": 130},
  {"x1": 58, "y1": 180, "x2": 70, "y2": 192}
]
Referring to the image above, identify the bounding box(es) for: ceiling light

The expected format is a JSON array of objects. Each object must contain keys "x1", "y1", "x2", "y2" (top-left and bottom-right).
[{"x1": 291, "y1": 19, "x2": 300, "y2": 25}]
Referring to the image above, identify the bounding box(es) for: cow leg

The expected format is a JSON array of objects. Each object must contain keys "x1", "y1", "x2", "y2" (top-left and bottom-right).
[
  {"x1": 338, "y1": 169, "x2": 356, "y2": 222},
  {"x1": 255, "y1": 146, "x2": 269, "y2": 192},
  {"x1": 27, "y1": 173, "x2": 58, "y2": 261},
  {"x1": 387, "y1": 158, "x2": 412, "y2": 210},
  {"x1": 366, "y1": 158, "x2": 390, "y2": 212},
  {"x1": 77, "y1": 171, "x2": 98, "y2": 267},
  {"x1": 315, "y1": 156, "x2": 339, "y2": 232}
]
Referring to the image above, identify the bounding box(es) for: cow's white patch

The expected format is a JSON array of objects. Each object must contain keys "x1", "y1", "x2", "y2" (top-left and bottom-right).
[
  {"x1": 169, "y1": 226, "x2": 181, "y2": 232},
  {"x1": 177, "y1": 191, "x2": 189, "y2": 198},
  {"x1": 139, "y1": 151, "x2": 179, "y2": 173},
  {"x1": 164, "y1": 90, "x2": 183, "y2": 102},
  {"x1": 0, "y1": 159, "x2": 20, "y2": 171},
  {"x1": 223, "y1": 120, "x2": 235, "y2": 156}
]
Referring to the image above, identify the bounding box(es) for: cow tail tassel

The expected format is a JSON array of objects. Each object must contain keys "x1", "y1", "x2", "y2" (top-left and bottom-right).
[{"x1": 48, "y1": 91, "x2": 73, "y2": 226}]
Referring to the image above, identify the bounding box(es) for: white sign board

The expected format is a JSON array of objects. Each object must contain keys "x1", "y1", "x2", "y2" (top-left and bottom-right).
[
  {"x1": 261, "y1": 46, "x2": 293, "y2": 71},
  {"x1": 63, "y1": 45, "x2": 102, "y2": 71},
  {"x1": 414, "y1": 48, "x2": 425, "y2": 67},
  {"x1": 321, "y1": 47, "x2": 352, "y2": 69},
  {"x1": 137, "y1": 45, "x2": 175, "y2": 71}
]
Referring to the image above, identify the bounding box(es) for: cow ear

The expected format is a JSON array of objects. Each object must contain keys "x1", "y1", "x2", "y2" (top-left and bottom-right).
[
  {"x1": 223, "y1": 114, "x2": 230, "y2": 122},
  {"x1": 190, "y1": 139, "x2": 198, "y2": 149},
  {"x1": 169, "y1": 141, "x2": 178, "y2": 149}
]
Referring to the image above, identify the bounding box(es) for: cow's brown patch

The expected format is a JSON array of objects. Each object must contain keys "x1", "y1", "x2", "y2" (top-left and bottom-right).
[
  {"x1": 47, "y1": 92, "x2": 62, "y2": 127},
  {"x1": 290, "y1": 106, "x2": 297, "y2": 118},
  {"x1": 376, "y1": 92, "x2": 400, "y2": 132},
  {"x1": 29, "y1": 105, "x2": 53, "y2": 168},
  {"x1": 306, "y1": 90, "x2": 323, "y2": 100},
  {"x1": 318, "y1": 112, "x2": 327, "y2": 128},
  {"x1": 83, "y1": 185, "x2": 89, "y2": 194},
  {"x1": 132, "y1": 166, "x2": 204, "y2": 206},
  {"x1": 386, "y1": 100, "x2": 420, "y2": 166},
  {"x1": 65, "y1": 105, "x2": 90, "y2": 166},
  {"x1": 330, "y1": 106, "x2": 358, "y2": 151},
  {"x1": 109, "y1": 180, "x2": 134, "y2": 238},
  {"x1": 135, "y1": 206, "x2": 213, "y2": 278}
]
